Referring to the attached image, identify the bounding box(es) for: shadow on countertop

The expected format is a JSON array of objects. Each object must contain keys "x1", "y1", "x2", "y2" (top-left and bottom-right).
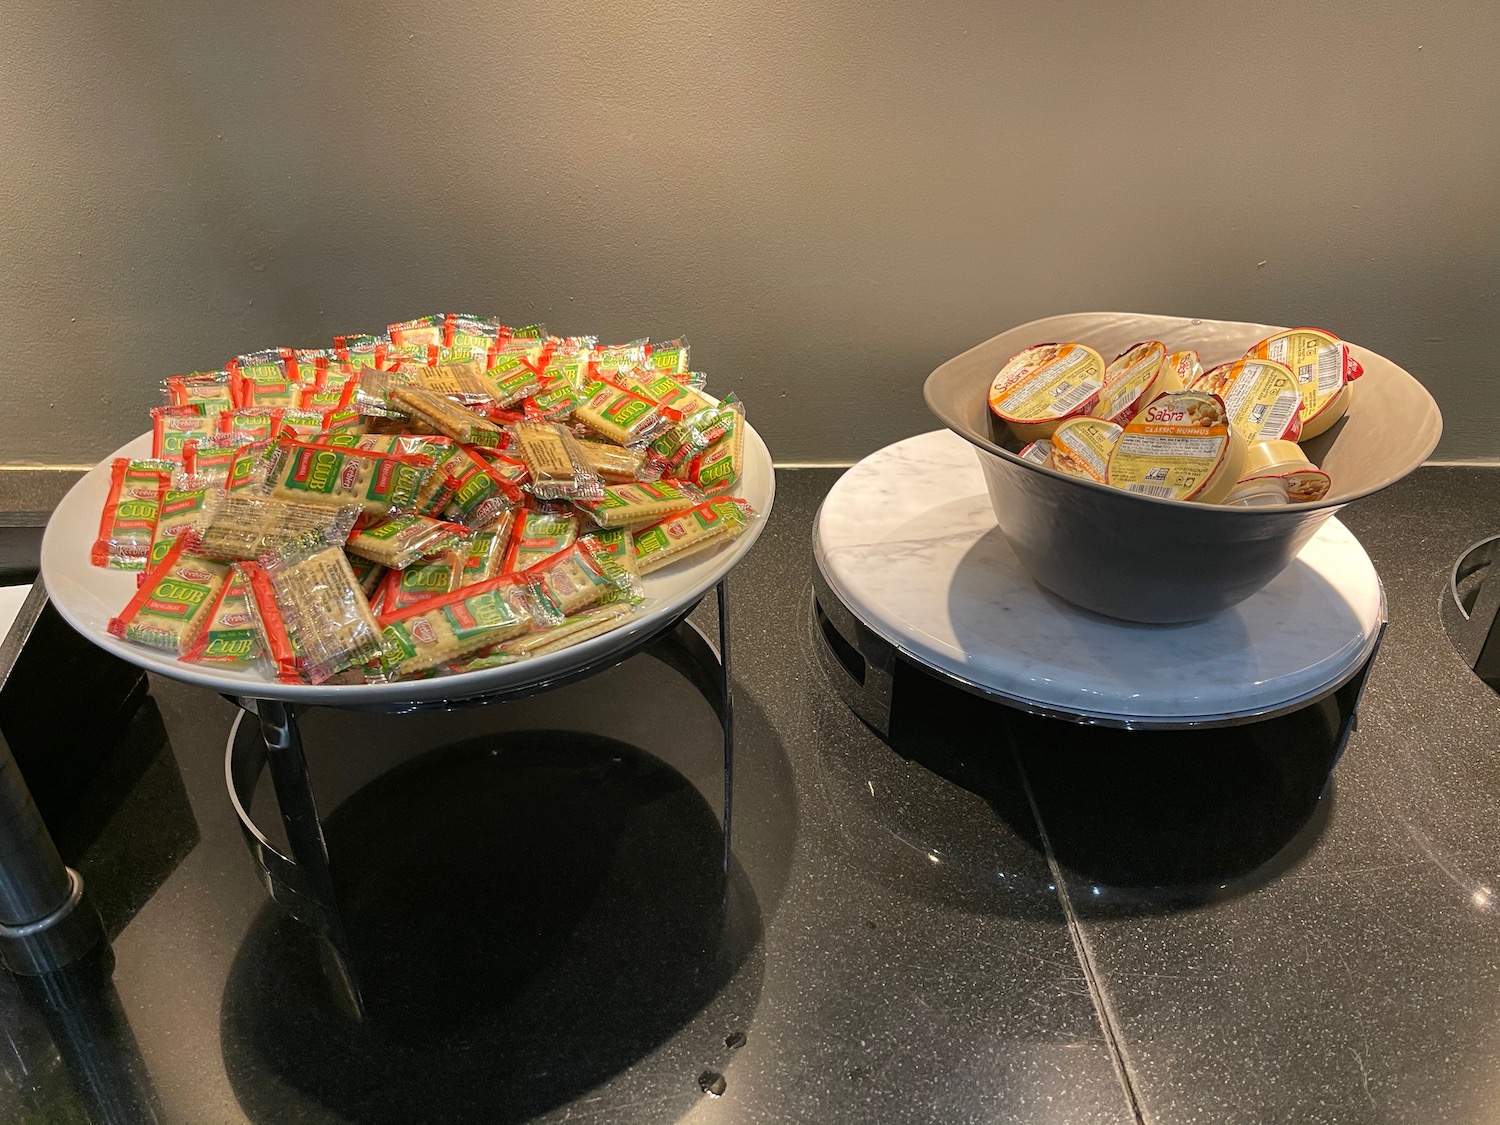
[
  {"x1": 821, "y1": 657, "x2": 1341, "y2": 916},
  {"x1": 220, "y1": 730, "x2": 764, "y2": 1125}
]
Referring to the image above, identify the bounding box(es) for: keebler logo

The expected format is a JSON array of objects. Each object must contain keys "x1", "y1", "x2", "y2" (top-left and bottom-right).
[
  {"x1": 222, "y1": 611, "x2": 253, "y2": 627},
  {"x1": 410, "y1": 618, "x2": 437, "y2": 644},
  {"x1": 341, "y1": 464, "x2": 359, "y2": 490},
  {"x1": 179, "y1": 567, "x2": 213, "y2": 583}
]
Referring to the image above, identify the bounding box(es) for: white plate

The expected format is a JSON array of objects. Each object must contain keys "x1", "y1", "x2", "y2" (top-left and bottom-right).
[{"x1": 41, "y1": 428, "x2": 775, "y2": 705}]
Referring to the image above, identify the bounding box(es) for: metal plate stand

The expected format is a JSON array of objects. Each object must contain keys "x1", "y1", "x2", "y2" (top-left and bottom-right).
[{"x1": 225, "y1": 580, "x2": 734, "y2": 1019}]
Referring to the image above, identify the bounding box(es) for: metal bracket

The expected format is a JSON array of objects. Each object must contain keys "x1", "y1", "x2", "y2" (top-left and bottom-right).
[{"x1": 224, "y1": 581, "x2": 736, "y2": 1018}]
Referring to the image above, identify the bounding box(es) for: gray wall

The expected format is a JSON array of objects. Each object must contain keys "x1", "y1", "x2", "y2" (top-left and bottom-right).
[{"x1": 3, "y1": 1, "x2": 1496, "y2": 465}]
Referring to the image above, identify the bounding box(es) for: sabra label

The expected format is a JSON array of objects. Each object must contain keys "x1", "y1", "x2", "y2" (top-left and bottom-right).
[
  {"x1": 1050, "y1": 418, "x2": 1122, "y2": 482},
  {"x1": 1198, "y1": 359, "x2": 1303, "y2": 443},
  {"x1": 1094, "y1": 342, "x2": 1167, "y2": 424},
  {"x1": 988, "y1": 343, "x2": 1106, "y2": 423},
  {"x1": 1259, "y1": 468, "x2": 1332, "y2": 504},
  {"x1": 1106, "y1": 392, "x2": 1233, "y2": 501},
  {"x1": 1165, "y1": 351, "x2": 1204, "y2": 388},
  {"x1": 1246, "y1": 329, "x2": 1353, "y2": 423}
]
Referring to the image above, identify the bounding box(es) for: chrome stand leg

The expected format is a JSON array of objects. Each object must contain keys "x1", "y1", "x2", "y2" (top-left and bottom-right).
[
  {"x1": 0, "y1": 729, "x2": 103, "y2": 976},
  {"x1": 255, "y1": 700, "x2": 364, "y2": 1018}
]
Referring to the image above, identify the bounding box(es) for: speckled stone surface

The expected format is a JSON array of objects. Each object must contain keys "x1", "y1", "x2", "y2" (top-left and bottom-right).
[
  {"x1": 814, "y1": 430, "x2": 1385, "y2": 723},
  {"x1": 0, "y1": 465, "x2": 1497, "y2": 1124}
]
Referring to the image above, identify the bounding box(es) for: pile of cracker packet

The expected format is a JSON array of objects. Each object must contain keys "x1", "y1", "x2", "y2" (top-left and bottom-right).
[{"x1": 94, "y1": 314, "x2": 756, "y2": 685}]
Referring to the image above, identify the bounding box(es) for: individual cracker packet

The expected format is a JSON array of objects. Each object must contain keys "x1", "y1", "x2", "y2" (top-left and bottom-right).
[
  {"x1": 572, "y1": 380, "x2": 677, "y2": 446},
  {"x1": 447, "y1": 314, "x2": 504, "y2": 351},
  {"x1": 374, "y1": 572, "x2": 544, "y2": 679},
  {"x1": 224, "y1": 439, "x2": 275, "y2": 494},
  {"x1": 164, "y1": 371, "x2": 233, "y2": 414},
  {"x1": 579, "y1": 526, "x2": 638, "y2": 578},
  {"x1": 152, "y1": 406, "x2": 218, "y2": 460},
  {"x1": 481, "y1": 352, "x2": 543, "y2": 409},
  {"x1": 236, "y1": 560, "x2": 302, "y2": 683},
  {"x1": 614, "y1": 366, "x2": 712, "y2": 418},
  {"x1": 388, "y1": 385, "x2": 503, "y2": 446},
  {"x1": 147, "y1": 482, "x2": 221, "y2": 571},
  {"x1": 262, "y1": 438, "x2": 432, "y2": 516},
  {"x1": 573, "y1": 478, "x2": 704, "y2": 529},
  {"x1": 539, "y1": 338, "x2": 597, "y2": 390},
  {"x1": 491, "y1": 603, "x2": 636, "y2": 660},
  {"x1": 181, "y1": 435, "x2": 246, "y2": 486},
  {"x1": 525, "y1": 382, "x2": 584, "y2": 422},
  {"x1": 388, "y1": 314, "x2": 445, "y2": 348},
  {"x1": 345, "y1": 514, "x2": 470, "y2": 570},
  {"x1": 589, "y1": 340, "x2": 650, "y2": 378},
  {"x1": 229, "y1": 360, "x2": 300, "y2": 408},
  {"x1": 353, "y1": 433, "x2": 452, "y2": 458},
  {"x1": 261, "y1": 527, "x2": 385, "y2": 684},
  {"x1": 415, "y1": 359, "x2": 494, "y2": 405},
  {"x1": 93, "y1": 458, "x2": 172, "y2": 569},
  {"x1": 525, "y1": 538, "x2": 641, "y2": 617},
  {"x1": 346, "y1": 553, "x2": 387, "y2": 597},
  {"x1": 218, "y1": 407, "x2": 287, "y2": 443},
  {"x1": 294, "y1": 372, "x2": 358, "y2": 411},
  {"x1": 503, "y1": 508, "x2": 579, "y2": 573},
  {"x1": 575, "y1": 440, "x2": 648, "y2": 483},
  {"x1": 351, "y1": 365, "x2": 413, "y2": 419},
  {"x1": 195, "y1": 495, "x2": 360, "y2": 561},
  {"x1": 646, "y1": 338, "x2": 690, "y2": 376},
  {"x1": 687, "y1": 403, "x2": 745, "y2": 494},
  {"x1": 108, "y1": 533, "x2": 230, "y2": 655},
  {"x1": 647, "y1": 402, "x2": 733, "y2": 476},
  {"x1": 437, "y1": 446, "x2": 526, "y2": 528},
  {"x1": 411, "y1": 442, "x2": 464, "y2": 516},
  {"x1": 631, "y1": 497, "x2": 756, "y2": 574},
  {"x1": 512, "y1": 421, "x2": 604, "y2": 501},
  {"x1": 449, "y1": 514, "x2": 513, "y2": 587},
  {"x1": 380, "y1": 555, "x2": 460, "y2": 612},
  {"x1": 182, "y1": 569, "x2": 262, "y2": 667}
]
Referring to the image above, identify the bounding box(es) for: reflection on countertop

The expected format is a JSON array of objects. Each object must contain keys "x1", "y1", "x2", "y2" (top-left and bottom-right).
[{"x1": 1, "y1": 464, "x2": 1499, "y2": 1124}]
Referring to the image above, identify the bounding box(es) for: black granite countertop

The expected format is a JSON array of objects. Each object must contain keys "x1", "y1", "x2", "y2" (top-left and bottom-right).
[{"x1": 2, "y1": 458, "x2": 1499, "y2": 1124}]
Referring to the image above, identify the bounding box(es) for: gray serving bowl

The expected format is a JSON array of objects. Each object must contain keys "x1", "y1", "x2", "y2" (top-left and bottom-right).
[{"x1": 924, "y1": 312, "x2": 1442, "y2": 623}]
